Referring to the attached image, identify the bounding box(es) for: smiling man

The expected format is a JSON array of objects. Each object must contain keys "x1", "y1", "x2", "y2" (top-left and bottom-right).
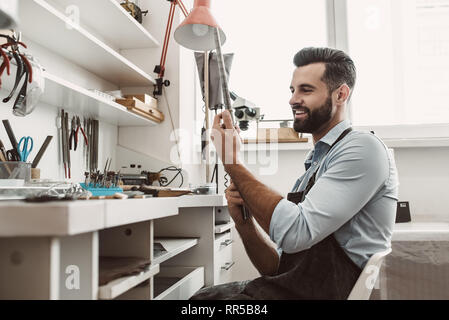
[{"x1": 191, "y1": 47, "x2": 399, "y2": 300}]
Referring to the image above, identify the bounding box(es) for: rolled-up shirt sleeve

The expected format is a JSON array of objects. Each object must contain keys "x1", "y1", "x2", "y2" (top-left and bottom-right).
[{"x1": 269, "y1": 134, "x2": 390, "y2": 254}]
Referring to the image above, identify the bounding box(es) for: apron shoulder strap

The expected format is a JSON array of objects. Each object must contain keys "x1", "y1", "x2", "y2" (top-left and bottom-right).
[{"x1": 300, "y1": 127, "x2": 353, "y2": 200}]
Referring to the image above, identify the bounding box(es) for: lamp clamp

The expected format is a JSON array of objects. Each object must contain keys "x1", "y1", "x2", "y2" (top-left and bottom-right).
[{"x1": 153, "y1": 78, "x2": 171, "y2": 96}]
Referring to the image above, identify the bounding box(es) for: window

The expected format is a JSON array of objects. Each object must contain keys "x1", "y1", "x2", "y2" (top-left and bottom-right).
[
  {"x1": 211, "y1": 0, "x2": 328, "y2": 122},
  {"x1": 346, "y1": 0, "x2": 449, "y2": 126}
]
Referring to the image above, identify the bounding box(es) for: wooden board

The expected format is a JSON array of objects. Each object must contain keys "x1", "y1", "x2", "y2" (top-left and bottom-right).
[
  {"x1": 115, "y1": 98, "x2": 164, "y2": 122},
  {"x1": 127, "y1": 107, "x2": 163, "y2": 124},
  {"x1": 244, "y1": 128, "x2": 309, "y2": 144},
  {"x1": 124, "y1": 94, "x2": 157, "y2": 107}
]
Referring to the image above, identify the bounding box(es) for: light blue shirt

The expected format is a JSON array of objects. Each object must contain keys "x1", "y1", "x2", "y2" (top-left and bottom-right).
[{"x1": 270, "y1": 120, "x2": 399, "y2": 269}]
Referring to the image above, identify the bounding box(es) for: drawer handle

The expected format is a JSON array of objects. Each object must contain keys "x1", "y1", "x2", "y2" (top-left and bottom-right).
[
  {"x1": 221, "y1": 262, "x2": 235, "y2": 271},
  {"x1": 220, "y1": 239, "x2": 234, "y2": 247}
]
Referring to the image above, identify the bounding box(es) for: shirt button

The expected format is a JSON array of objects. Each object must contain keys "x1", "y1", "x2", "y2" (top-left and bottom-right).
[{"x1": 313, "y1": 162, "x2": 318, "y2": 166}]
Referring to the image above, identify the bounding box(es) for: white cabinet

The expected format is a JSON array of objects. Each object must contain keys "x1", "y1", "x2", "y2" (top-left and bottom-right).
[{"x1": 0, "y1": 195, "x2": 230, "y2": 300}]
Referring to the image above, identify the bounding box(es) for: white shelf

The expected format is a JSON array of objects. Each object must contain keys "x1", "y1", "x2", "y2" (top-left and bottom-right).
[
  {"x1": 243, "y1": 138, "x2": 449, "y2": 151},
  {"x1": 51, "y1": 0, "x2": 159, "y2": 50},
  {"x1": 154, "y1": 267, "x2": 204, "y2": 300},
  {"x1": 153, "y1": 238, "x2": 199, "y2": 265},
  {"x1": 1, "y1": 69, "x2": 157, "y2": 126},
  {"x1": 44, "y1": 72, "x2": 158, "y2": 126},
  {"x1": 18, "y1": 0, "x2": 156, "y2": 87},
  {"x1": 98, "y1": 262, "x2": 159, "y2": 300},
  {"x1": 214, "y1": 221, "x2": 235, "y2": 234}
]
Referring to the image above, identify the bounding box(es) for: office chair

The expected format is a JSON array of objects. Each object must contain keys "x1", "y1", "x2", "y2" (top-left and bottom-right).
[{"x1": 347, "y1": 248, "x2": 392, "y2": 300}]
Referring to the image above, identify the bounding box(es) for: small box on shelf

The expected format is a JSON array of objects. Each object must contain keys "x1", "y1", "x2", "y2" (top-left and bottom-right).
[{"x1": 115, "y1": 96, "x2": 164, "y2": 123}]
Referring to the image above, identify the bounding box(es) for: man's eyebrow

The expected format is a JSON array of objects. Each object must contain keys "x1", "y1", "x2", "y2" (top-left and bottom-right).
[
  {"x1": 290, "y1": 83, "x2": 317, "y2": 90},
  {"x1": 299, "y1": 83, "x2": 317, "y2": 89}
]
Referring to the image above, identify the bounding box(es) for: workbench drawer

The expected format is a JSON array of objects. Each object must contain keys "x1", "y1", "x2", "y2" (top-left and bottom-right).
[
  {"x1": 214, "y1": 243, "x2": 234, "y2": 285},
  {"x1": 214, "y1": 231, "x2": 233, "y2": 253},
  {"x1": 154, "y1": 266, "x2": 204, "y2": 300}
]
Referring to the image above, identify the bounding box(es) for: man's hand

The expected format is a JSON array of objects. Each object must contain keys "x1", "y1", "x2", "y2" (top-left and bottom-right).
[
  {"x1": 211, "y1": 110, "x2": 242, "y2": 166},
  {"x1": 225, "y1": 181, "x2": 248, "y2": 226}
]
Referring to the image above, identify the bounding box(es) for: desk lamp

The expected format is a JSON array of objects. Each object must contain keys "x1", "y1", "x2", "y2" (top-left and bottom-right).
[
  {"x1": 0, "y1": 0, "x2": 18, "y2": 29},
  {"x1": 174, "y1": 0, "x2": 234, "y2": 123},
  {"x1": 174, "y1": 0, "x2": 249, "y2": 220}
]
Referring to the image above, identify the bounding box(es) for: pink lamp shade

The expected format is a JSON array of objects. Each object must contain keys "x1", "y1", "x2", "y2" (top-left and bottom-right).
[{"x1": 174, "y1": 0, "x2": 226, "y2": 51}]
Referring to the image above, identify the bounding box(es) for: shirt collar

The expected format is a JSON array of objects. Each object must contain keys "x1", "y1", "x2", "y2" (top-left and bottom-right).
[{"x1": 317, "y1": 119, "x2": 352, "y2": 147}]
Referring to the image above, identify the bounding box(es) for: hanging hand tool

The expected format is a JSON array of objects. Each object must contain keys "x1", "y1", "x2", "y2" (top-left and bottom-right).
[
  {"x1": 1, "y1": 34, "x2": 28, "y2": 104},
  {"x1": 69, "y1": 116, "x2": 77, "y2": 151},
  {"x1": 92, "y1": 120, "x2": 99, "y2": 171},
  {"x1": 12, "y1": 53, "x2": 33, "y2": 116},
  {"x1": 75, "y1": 116, "x2": 88, "y2": 151},
  {"x1": 60, "y1": 110, "x2": 67, "y2": 178},
  {"x1": 65, "y1": 112, "x2": 71, "y2": 178},
  {"x1": 0, "y1": 46, "x2": 11, "y2": 87},
  {"x1": 32, "y1": 136, "x2": 53, "y2": 168}
]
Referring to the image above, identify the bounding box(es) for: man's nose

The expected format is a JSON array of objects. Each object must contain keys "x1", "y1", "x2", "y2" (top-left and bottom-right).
[{"x1": 289, "y1": 94, "x2": 302, "y2": 108}]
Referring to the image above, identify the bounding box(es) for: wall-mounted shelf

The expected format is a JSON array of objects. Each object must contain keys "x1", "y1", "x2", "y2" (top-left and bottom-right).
[
  {"x1": 0, "y1": 69, "x2": 158, "y2": 127},
  {"x1": 51, "y1": 0, "x2": 160, "y2": 50},
  {"x1": 18, "y1": 0, "x2": 156, "y2": 87}
]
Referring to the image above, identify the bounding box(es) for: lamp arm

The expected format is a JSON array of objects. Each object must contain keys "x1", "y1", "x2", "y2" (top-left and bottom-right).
[
  {"x1": 213, "y1": 27, "x2": 235, "y2": 124},
  {"x1": 154, "y1": 0, "x2": 189, "y2": 96}
]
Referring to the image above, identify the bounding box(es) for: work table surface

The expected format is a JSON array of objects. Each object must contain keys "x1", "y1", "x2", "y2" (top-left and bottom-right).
[
  {"x1": 0, "y1": 194, "x2": 227, "y2": 237},
  {"x1": 392, "y1": 221, "x2": 449, "y2": 241}
]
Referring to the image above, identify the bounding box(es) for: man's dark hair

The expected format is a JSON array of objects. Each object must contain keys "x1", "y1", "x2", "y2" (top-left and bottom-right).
[{"x1": 293, "y1": 47, "x2": 356, "y2": 95}]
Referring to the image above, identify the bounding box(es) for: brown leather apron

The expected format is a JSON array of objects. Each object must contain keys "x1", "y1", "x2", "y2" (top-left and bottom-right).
[{"x1": 241, "y1": 128, "x2": 362, "y2": 299}]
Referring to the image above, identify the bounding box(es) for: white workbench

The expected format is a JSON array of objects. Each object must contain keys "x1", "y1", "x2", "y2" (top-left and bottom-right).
[
  {"x1": 0, "y1": 194, "x2": 232, "y2": 300},
  {"x1": 392, "y1": 221, "x2": 449, "y2": 241},
  {"x1": 378, "y1": 220, "x2": 449, "y2": 300}
]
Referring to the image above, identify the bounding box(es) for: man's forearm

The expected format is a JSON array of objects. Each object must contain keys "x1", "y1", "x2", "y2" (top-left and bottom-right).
[
  {"x1": 225, "y1": 164, "x2": 283, "y2": 234},
  {"x1": 236, "y1": 217, "x2": 280, "y2": 276}
]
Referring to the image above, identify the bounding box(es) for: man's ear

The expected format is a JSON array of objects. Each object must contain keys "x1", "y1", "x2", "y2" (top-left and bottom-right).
[{"x1": 336, "y1": 84, "x2": 351, "y2": 103}]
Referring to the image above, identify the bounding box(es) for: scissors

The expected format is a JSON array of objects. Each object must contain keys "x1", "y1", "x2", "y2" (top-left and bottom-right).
[{"x1": 17, "y1": 136, "x2": 34, "y2": 162}]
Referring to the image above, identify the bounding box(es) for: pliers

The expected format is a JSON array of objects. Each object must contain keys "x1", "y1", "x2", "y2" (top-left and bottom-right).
[
  {"x1": 70, "y1": 116, "x2": 88, "y2": 151},
  {"x1": 76, "y1": 116, "x2": 88, "y2": 150}
]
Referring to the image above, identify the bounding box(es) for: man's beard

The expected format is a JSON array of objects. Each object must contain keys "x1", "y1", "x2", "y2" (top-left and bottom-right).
[{"x1": 293, "y1": 96, "x2": 333, "y2": 133}]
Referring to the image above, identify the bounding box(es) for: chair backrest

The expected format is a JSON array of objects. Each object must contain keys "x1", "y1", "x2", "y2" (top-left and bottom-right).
[{"x1": 347, "y1": 248, "x2": 392, "y2": 300}]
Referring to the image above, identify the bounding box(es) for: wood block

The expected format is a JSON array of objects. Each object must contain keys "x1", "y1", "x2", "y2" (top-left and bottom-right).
[
  {"x1": 124, "y1": 94, "x2": 158, "y2": 108},
  {"x1": 115, "y1": 98, "x2": 164, "y2": 122},
  {"x1": 127, "y1": 107, "x2": 163, "y2": 124}
]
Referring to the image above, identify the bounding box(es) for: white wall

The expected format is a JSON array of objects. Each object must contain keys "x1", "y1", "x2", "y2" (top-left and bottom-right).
[
  {"x1": 0, "y1": 34, "x2": 118, "y2": 183},
  {"x1": 1, "y1": 0, "x2": 200, "y2": 185},
  {"x1": 118, "y1": 0, "x2": 206, "y2": 186}
]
